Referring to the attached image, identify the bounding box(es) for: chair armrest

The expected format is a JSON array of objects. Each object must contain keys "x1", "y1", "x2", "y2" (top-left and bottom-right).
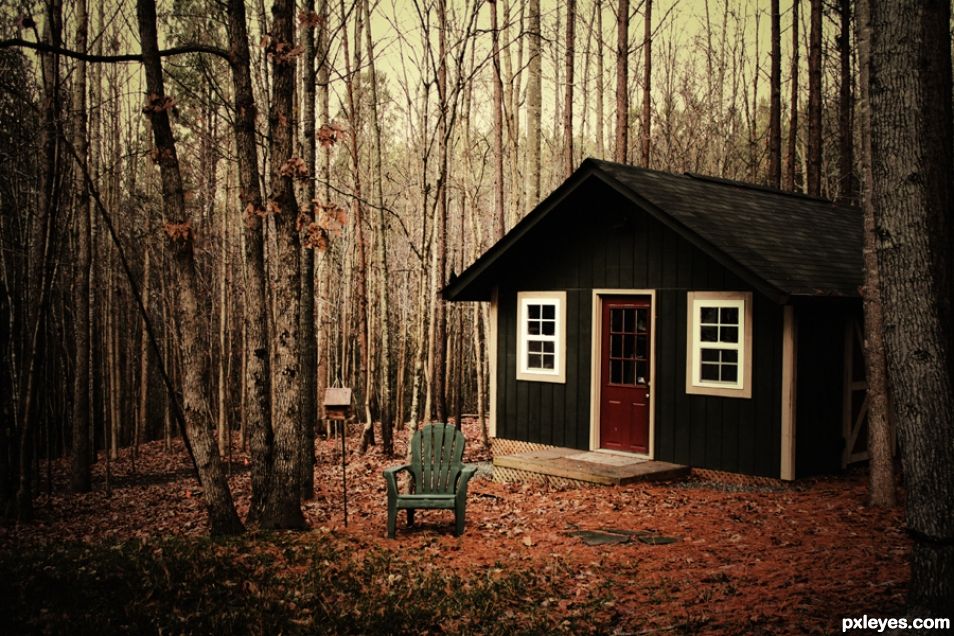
[
  {"x1": 456, "y1": 464, "x2": 478, "y2": 497},
  {"x1": 383, "y1": 464, "x2": 413, "y2": 497}
]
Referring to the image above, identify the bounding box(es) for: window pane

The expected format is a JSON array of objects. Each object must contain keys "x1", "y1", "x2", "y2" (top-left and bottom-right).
[
  {"x1": 528, "y1": 304, "x2": 540, "y2": 319},
  {"x1": 611, "y1": 309, "x2": 623, "y2": 332},
  {"x1": 701, "y1": 326, "x2": 719, "y2": 342},
  {"x1": 623, "y1": 334, "x2": 635, "y2": 358},
  {"x1": 721, "y1": 364, "x2": 738, "y2": 382},
  {"x1": 541, "y1": 320, "x2": 555, "y2": 336},
  {"x1": 701, "y1": 349, "x2": 720, "y2": 362},
  {"x1": 542, "y1": 341, "x2": 554, "y2": 354},
  {"x1": 700, "y1": 307, "x2": 718, "y2": 324},
  {"x1": 528, "y1": 320, "x2": 540, "y2": 335},
  {"x1": 636, "y1": 309, "x2": 647, "y2": 333},
  {"x1": 720, "y1": 326, "x2": 739, "y2": 343},
  {"x1": 528, "y1": 340, "x2": 541, "y2": 353},
  {"x1": 528, "y1": 353, "x2": 542, "y2": 369},
  {"x1": 723, "y1": 349, "x2": 738, "y2": 363},
  {"x1": 721, "y1": 307, "x2": 739, "y2": 325},
  {"x1": 542, "y1": 304, "x2": 555, "y2": 320},
  {"x1": 636, "y1": 335, "x2": 646, "y2": 358},
  {"x1": 541, "y1": 354, "x2": 555, "y2": 370},
  {"x1": 636, "y1": 361, "x2": 647, "y2": 384},
  {"x1": 623, "y1": 360, "x2": 635, "y2": 384},
  {"x1": 701, "y1": 363, "x2": 720, "y2": 381},
  {"x1": 611, "y1": 359, "x2": 623, "y2": 384},
  {"x1": 623, "y1": 309, "x2": 634, "y2": 333},
  {"x1": 611, "y1": 335, "x2": 622, "y2": 357}
]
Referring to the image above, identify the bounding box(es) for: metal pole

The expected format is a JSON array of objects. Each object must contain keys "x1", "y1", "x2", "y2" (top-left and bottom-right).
[{"x1": 341, "y1": 420, "x2": 348, "y2": 527}]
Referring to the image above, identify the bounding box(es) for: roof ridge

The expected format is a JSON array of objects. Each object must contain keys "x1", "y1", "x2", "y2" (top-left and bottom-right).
[
  {"x1": 682, "y1": 172, "x2": 841, "y2": 205},
  {"x1": 584, "y1": 157, "x2": 852, "y2": 209}
]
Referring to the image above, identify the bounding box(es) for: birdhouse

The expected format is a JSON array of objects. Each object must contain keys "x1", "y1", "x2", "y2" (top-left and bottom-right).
[{"x1": 323, "y1": 387, "x2": 352, "y2": 421}]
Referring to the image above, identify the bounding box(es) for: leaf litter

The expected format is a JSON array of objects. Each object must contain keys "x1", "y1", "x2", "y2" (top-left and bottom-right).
[{"x1": 0, "y1": 418, "x2": 909, "y2": 634}]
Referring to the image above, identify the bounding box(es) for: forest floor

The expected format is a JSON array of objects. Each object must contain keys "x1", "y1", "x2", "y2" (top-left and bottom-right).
[{"x1": 1, "y1": 418, "x2": 909, "y2": 635}]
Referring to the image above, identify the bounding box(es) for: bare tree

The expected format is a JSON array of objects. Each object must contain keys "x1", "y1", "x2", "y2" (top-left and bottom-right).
[
  {"x1": 639, "y1": 0, "x2": 651, "y2": 167},
  {"x1": 857, "y1": 0, "x2": 954, "y2": 614},
  {"x1": 363, "y1": 0, "x2": 393, "y2": 456},
  {"x1": 836, "y1": 0, "x2": 855, "y2": 203},
  {"x1": 490, "y1": 0, "x2": 506, "y2": 237},
  {"x1": 614, "y1": 0, "x2": 629, "y2": 163},
  {"x1": 299, "y1": 0, "x2": 319, "y2": 497},
  {"x1": 563, "y1": 0, "x2": 576, "y2": 177},
  {"x1": 136, "y1": 0, "x2": 243, "y2": 535},
  {"x1": 527, "y1": 0, "x2": 542, "y2": 196},
  {"x1": 69, "y1": 0, "x2": 92, "y2": 494},
  {"x1": 767, "y1": 0, "x2": 781, "y2": 188},
  {"x1": 806, "y1": 0, "x2": 822, "y2": 196},
  {"x1": 227, "y1": 0, "x2": 271, "y2": 525},
  {"x1": 261, "y1": 0, "x2": 306, "y2": 530},
  {"x1": 784, "y1": 0, "x2": 800, "y2": 191}
]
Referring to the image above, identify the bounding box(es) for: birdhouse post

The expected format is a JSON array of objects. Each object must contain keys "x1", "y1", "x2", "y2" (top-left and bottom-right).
[{"x1": 323, "y1": 387, "x2": 353, "y2": 526}]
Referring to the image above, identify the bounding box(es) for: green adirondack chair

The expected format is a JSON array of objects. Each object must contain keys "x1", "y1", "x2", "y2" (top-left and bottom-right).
[{"x1": 384, "y1": 423, "x2": 478, "y2": 538}]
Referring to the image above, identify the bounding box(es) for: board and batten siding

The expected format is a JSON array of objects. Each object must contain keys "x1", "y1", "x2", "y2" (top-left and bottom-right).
[{"x1": 494, "y1": 181, "x2": 785, "y2": 478}]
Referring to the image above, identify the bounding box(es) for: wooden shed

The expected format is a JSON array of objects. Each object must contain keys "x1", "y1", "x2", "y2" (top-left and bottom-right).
[{"x1": 444, "y1": 159, "x2": 868, "y2": 481}]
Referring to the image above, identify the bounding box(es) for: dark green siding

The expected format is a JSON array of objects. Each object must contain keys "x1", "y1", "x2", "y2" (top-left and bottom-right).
[{"x1": 495, "y1": 181, "x2": 786, "y2": 478}]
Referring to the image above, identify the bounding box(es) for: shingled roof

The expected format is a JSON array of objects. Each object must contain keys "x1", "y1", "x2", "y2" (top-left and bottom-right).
[{"x1": 444, "y1": 158, "x2": 862, "y2": 303}]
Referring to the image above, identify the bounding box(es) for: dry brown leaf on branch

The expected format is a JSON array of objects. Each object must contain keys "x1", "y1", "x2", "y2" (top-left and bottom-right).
[
  {"x1": 317, "y1": 122, "x2": 346, "y2": 147},
  {"x1": 280, "y1": 156, "x2": 309, "y2": 179},
  {"x1": 163, "y1": 221, "x2": 191, "y2": 241},
  {"x1": 298, "y1": 9, "x2": 323, "y2": 27}
]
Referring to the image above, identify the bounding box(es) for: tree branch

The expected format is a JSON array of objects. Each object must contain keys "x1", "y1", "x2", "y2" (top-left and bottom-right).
[{"x1": 0, "y1": 37, "x2": 232, "y2": 65}]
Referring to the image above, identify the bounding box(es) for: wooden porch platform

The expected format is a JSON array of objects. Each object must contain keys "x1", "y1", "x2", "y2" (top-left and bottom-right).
[{"x1": 493, "y1": 448, "x2": 689, "y2": 486}]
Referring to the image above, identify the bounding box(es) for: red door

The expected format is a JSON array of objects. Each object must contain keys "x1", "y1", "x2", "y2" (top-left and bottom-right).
[{"x1": 599, "y1": 297, "x2": 651, "y2": 454}]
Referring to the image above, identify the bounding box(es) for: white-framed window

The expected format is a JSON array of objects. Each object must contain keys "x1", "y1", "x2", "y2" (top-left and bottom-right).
[
  {"x1": 686, "y1": 291, "x2": 752, "y2": 398},
  {"x1": 516, "y1": 291, "x2": 566, "y2": 383}
]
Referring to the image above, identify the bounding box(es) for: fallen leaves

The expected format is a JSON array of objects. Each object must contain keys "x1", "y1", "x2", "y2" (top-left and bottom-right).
[{"x1": 0, "y1": 418, "x2": 910, "y2": 635}]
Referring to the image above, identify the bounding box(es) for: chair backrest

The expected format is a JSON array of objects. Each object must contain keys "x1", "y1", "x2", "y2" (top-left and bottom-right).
[{"x1": 409, "y1": 423, "x2": 466, "y2": 494}]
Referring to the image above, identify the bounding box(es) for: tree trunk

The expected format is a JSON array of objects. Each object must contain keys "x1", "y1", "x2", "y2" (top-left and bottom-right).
[
  {"x1": 316, "y1": 0, "x2": 331, "y2": 441},
  {"x1": 767, "y1": 0, "x2": 781, "y2": 188},
  {"x1": 837, "y1": 0, "x2": 855, "y2": 204},
  {"x1": 137, "y1": 248, "x2": 151, "y2": 463},
  {"x1": 363, "y1": 0, "x2": 393, "y2": 456},
  {"x1": 595, "y1": 0, "x2": 606, "y2": 159},
  {"x1": 614, "y1": 0, "x2": 629, "y2": 163},
  {"x1": 563, "y1": 0, "x2": 576, "y2": 177},
  {"x1": 784, "y1": 0, "x2": 800, "y2": 192},
  {"x1": 262, "y1": 0, "x2": 306, "y2": 530},
  {"x1": 431, "y1": 0, "x2": 449, "y2": 423},
  {"x1": 639, "y1": 0, "x2": 651, "y2": 167},
  {"x1": 527, "y1": 0, "x2": 542, "y2": 197},
  {"x1": 491, "y1": 0, "x2": 506, "y2": 238},
  {"x1": 341, "y1": 0, "x2": 372, "y2": 443},
  {"x1": 806, "y1": 0, "x2": 823, "y2": 197},
  {"x1": 136, "y1": 0, "x2": 243, "y2": 536},
  {"x1": 227, "y1": 0, "x2": 271, "y2": 525},
  {"x1": 299, "y1": 0, "x2": 318, "y2": 498},
  {"x1": 17, "y1": 0, "x2": 64, "y2": 522},
  {"x1": 858, "y1": 0, "x2": 954, "y2": 615},
  {"x1": 69, "y1": 0, "x2": 92, "y2": 494}
]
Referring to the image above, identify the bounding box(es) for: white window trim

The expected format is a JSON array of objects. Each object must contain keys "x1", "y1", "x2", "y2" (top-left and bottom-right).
[
  {"x1": 685, "y1": 291, "x2": 753, "y2": 398},
  {"x1": 516, "y1": 291, "x2": 566, "y2": 383}
]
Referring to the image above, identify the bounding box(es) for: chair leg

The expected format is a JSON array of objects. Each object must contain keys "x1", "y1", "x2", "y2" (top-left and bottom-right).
[
  {"x1": 454, "y1": 502, "x2": 466, "y2": 537},
  {"x1": 407, "y1": 508, "x2": 415, "y2": 527},
  {"x1": 387, "y1": 502, "x2": 397, "y2": 539}
]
